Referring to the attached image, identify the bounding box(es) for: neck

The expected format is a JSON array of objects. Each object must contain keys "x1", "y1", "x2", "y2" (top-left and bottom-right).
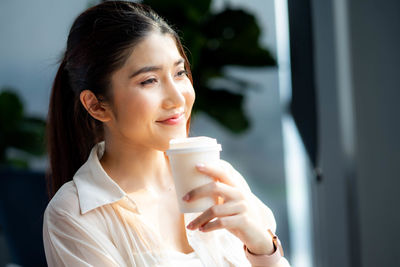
[{"x1": 99, "y1": 137, "x2": 173, "y2": 195}]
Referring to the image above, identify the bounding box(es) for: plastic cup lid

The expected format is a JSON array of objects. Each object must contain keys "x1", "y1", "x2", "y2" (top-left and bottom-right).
[
  {"x1": 166, "y1": 144, "x2": 222, "y2": 155},
  {"x1": 166, "y1": 136, "x2": 222, "y2": 155}
]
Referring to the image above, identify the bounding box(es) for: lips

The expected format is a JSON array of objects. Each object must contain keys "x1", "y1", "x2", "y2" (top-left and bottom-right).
[{"x1": 156, "y1": 112, "x2": 185, "y2": 125}]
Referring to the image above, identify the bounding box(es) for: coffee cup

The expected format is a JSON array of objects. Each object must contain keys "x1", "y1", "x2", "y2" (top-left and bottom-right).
[{"x1": 166, "y1": 136, "x2": 222, "y2": 213}]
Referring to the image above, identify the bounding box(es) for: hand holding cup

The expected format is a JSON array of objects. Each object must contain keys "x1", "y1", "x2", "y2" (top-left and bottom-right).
[{"x1": 183, "y1": 160, "x2": 277, "y2": 256}]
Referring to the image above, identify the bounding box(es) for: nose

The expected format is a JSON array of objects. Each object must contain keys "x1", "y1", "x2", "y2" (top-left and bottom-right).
[{"x1": 162, "y1": 76, "x2": 185, "y2": 109}]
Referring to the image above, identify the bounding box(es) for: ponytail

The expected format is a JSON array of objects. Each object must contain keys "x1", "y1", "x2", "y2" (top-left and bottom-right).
[{"x1": 46, "y1": 58, "x2": 103, "y2": 199}]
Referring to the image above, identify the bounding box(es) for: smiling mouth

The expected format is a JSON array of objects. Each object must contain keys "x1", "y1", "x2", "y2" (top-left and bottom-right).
[{"x1": 156, "y1": 113, "x2": 185, "y2": 125}]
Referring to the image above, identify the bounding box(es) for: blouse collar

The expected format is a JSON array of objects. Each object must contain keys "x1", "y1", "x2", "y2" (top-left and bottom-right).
[{"x1": 73, "y1": 141, "x2": 128, "y2": 214}]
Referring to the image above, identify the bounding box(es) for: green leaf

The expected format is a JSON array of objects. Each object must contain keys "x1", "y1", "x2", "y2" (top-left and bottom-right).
[
  {"x1": 4, "y1": 158, "x2": 29, "y2": 169},
  {"x1": 0, "y1": 88, "x2": 46, "y2": 167},
  {"x1": 0, "y1": 89, "x2": 24, "y2": 132},
  {"x1": 200, "y1": 8, "x2": 276, "y2": 67},
  {"x1": 9, "y1": 117, "x2": 46, "y2": 156},
  {"x1": 142, "y1": 0, "x2": 212, "y2": 24},
  {"x1": 194, "y1": 88, "x2": 250, "y2": 133}
]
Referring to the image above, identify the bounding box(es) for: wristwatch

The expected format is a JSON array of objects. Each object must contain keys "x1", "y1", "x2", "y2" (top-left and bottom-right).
[{"x1": 243, "y1": 229, "x2": 284, "y2": 266}]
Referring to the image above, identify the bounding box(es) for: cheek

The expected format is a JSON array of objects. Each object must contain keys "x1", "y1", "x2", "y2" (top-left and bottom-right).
[
  {"x1": 116, "y1": 93, "x2": 156, "y2": 126},
  {"x1": 184, "y1": 84, "x2": 196, "y2": 108}
]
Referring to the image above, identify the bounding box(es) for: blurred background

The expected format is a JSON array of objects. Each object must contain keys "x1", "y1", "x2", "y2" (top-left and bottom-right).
[{"x1": 0, "y1": 0, "x2": 399, "y2": 267}]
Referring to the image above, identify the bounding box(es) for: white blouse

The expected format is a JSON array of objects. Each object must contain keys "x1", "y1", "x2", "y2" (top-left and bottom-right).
[
  {"x1": 43, "y1": 142, "x2": 282, "y2": 267},
  {"x1": 168, "y1": 251, "x2": 203, "y2": 267}
]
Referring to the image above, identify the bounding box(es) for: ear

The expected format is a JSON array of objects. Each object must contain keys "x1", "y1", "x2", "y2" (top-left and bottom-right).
[{"x1": 79, "y1": 90, "x2": 112, "y2": 122}]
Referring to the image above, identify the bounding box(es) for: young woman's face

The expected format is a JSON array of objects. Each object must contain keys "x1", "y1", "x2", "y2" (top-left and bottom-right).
[{"x1": 107, "y1": 32, "x2": 195, "y2": 151}]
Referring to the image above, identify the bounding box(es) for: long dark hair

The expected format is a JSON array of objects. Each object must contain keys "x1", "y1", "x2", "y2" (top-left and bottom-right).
[{"x1": 46, "y1": 1, "x2": 192, "y2": 198}]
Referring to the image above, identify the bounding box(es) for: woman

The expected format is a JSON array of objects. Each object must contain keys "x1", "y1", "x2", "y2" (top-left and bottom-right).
[{"x1": 43, "y1": 1, "x2": 290, "y2": 266}]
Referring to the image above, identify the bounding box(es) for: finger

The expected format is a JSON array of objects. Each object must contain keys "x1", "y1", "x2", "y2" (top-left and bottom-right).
[
  {"x1": 195, "y1": 161, "x2": 235, "y2": 186},
  {"x1": 199, "y1": 214, "x2": 245, "y2": 232},
  {"x1": 187, "y1": 201, "x2": 247, "y2": 230},
  {"x1": 182, "y1": 181, "x2": 244, "y2": 203}
]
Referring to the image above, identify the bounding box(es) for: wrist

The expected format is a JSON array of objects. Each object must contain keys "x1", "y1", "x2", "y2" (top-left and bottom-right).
[
  {"x1": 245, "y1": 232, "x2": 275, "y2": 255},
  {"x1": 243, "y1": 229, "x2": 284, "y2": 267}
]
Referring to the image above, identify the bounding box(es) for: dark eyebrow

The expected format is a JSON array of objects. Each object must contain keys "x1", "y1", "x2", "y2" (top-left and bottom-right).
[
  {"x1": 175, "y1": 58, "x2": 185, "y2": 66},
  {"x1": 129, "y1": 58, "x2": 185, "y2": 79},
  {"x1": 129, "y1": 66, "x2": 161, "y2": 79}
]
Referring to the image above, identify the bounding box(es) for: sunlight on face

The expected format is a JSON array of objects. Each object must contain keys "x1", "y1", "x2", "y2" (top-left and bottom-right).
[{"x1": 107, "y1": 32, "x2": 195, "y2": 151}]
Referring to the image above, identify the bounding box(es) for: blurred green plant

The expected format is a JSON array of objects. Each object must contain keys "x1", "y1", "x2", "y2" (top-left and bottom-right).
[
  {"x1": 0, "y1": 88, "x2": 46, "y2": 169},
  {"x1": 99, "y1": 0, "x2": 276, "y2": 133}
]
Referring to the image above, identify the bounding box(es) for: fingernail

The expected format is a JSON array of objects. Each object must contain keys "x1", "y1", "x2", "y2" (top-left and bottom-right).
[
  {"x1": 196, "y1": 163, "x2": 205, "y2": 170},
  {"x1": 186, "y1": 223, "x2": 193, "y2": 229},
  {"x1": 182, "y1": 194, "x2": 190, "y2": 201}
]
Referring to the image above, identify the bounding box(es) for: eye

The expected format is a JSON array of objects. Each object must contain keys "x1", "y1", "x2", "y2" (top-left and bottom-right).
[
  {"x1": 176, "y1": 70, "x2": 188, "y2": 77},
  {"x1": 140, "y1": 78, "x2": 157, "y2": 86}
]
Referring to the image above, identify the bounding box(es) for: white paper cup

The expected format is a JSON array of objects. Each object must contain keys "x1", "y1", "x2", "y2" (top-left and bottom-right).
[{"x1": 166, "y1": 137, "x2": 222, "y2": 213}]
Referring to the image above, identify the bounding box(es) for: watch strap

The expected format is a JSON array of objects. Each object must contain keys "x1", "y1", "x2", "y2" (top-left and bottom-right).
[{"x1": 243, "y1": 229, "x2": 284, "y2": 266}]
